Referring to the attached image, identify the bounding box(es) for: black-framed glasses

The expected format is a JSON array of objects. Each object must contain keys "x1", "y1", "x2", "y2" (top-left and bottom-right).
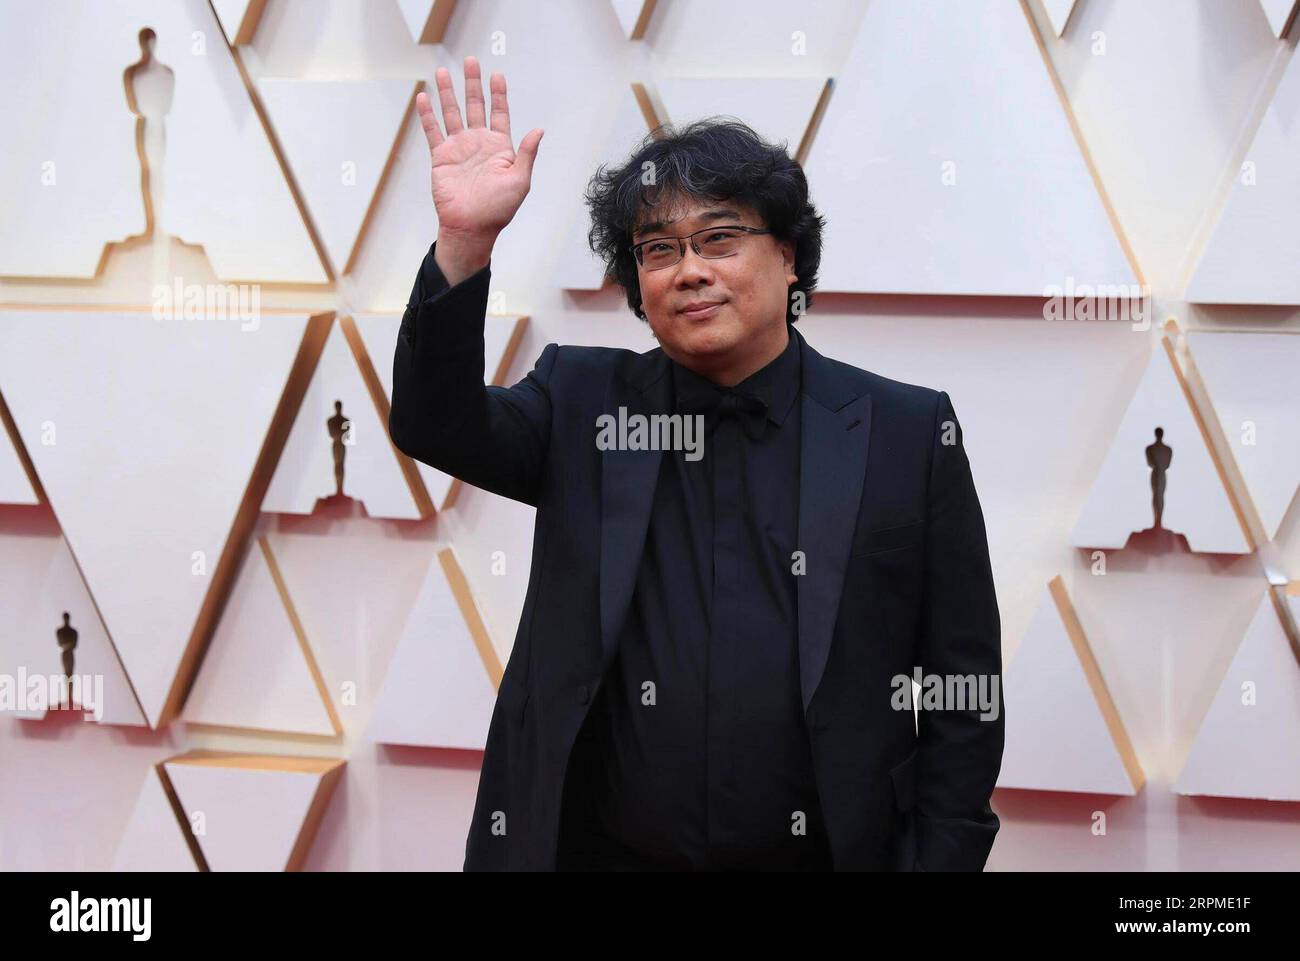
[{"x1": 630, "y1": 224, "x2": 772, "y2": 270}]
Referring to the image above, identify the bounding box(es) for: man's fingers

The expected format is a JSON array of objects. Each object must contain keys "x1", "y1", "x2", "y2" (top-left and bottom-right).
[
  {"x1": 426, "y1": 59, "x2": 521, "y2": 159},
  {"x1": 434, "y1": 66, "x2": 463, "y2": 135},
  {"x1": 463, "y1": 55, "x2": 486, "y2": 128},
  {"x1": 489, "y1": 71, "x2": 512, "y2": 141},
  {"x1": 415, "y1": 90, "x2": 444, "y2": 151}
]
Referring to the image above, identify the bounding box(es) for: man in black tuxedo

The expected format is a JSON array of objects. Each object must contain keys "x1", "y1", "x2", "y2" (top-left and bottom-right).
[{"x1": 390, "y1": 57, "x2": 1004, "y2": 871}]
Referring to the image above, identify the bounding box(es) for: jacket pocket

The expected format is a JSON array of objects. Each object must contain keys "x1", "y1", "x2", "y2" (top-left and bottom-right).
[
  {"x1": 496, "y1": 676, "x2": 530, "y2": 729},
  {"x1": 850, "y1": 519, "x2": 924, "y2": 558}
]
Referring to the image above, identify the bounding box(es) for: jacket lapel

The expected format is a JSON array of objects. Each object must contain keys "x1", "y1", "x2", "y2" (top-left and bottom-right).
[
  {"x1": 598, "y1": 347, "x2": 671, "y2": 668},
  {"x1": 596, "y1": 327, "x2": 873, "y2": 716},
  {"x1": 793, "y1": 326, "x2": 873, "y2": 712}
]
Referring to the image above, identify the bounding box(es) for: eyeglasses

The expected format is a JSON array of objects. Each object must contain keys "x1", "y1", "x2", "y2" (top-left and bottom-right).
[{"x1": 630, "y1": 224, "x2": 772, "y2": 270}]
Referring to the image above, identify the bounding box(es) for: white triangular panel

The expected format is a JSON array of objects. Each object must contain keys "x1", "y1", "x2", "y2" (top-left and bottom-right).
[
  {"x1": 367, "y1": 549, "x2": 498, "y2": 749},
  {"x1": 263, "y1": 320, "x2": 419, "y2": 519},
  {"x1": 1070, "y1": 344, "x2": 1249, "y2": 554},
  {"x1": 1186, "y1": 53, "x2": 1300, "y2": 304},
  {"x1": 0, "y1": 310, "x2": 310, "y2": 728},
  {"x1": 181, "y1": 538, "x2": 336, "y2": 736},
  {"x1": 353, "y1": 311, "x2": 526, "y2": 509},
  {"x1": 805, "y1": 0, "x2": 1136, "y2": 295},
  {"x1": 998, "y1": 583, "x2": 1140, "y2": 795},
  {"x1": 609, "y1": 0, "x2": 655, "y2": 39},
  {"x1": 1042, "y1": 0, "x2": 1079, "y2": 35},
  {"x1": 112, "y1": 768, "x2": 198, "y2": 871},
  {"x1": 396, "y1": 0, "x2": 438, "y2": 43},
  {"x1": 344, "y1": 108, "x2": 446, "y2": 308},
  {"x1": 1259, "y1": 0, "x2": 1299, "y2": 37},
  {"x1": 264, "y1": 522, "x2": 439, "y2": 736},
  {"x1": 0, "y1": 532, "x2": 145, "y2": 725},
  {"x1": 0, "y1": 419, "x2": 39, "y2": 505},
  {"x1": 0, "y1": 3, "x2": 144, "y2": 277},
  {"x1": 1188, "y1": 331, "x2": 1300, "y2": 539},
  {"x1": 557, "y1": 88, "x2": 653, "y2": 290},
  {"x1": 165, "y1": 756, "x2": 340, "y2": 871},
  {"x1": 1175, "y1": 591, "x2": 1300, "y2": 801},
  {"x1": 257, "y1": 79, "x2": 415, "y2": 275},
  {"x1": 656, "y1": 78, "x2": 826, "y2": 157},
  {"x1": 210, "y1": 0, "x2": 260, "y2": 44}
]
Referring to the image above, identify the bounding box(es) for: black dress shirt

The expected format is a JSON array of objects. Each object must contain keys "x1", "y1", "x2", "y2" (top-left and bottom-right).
[
  {"x1": 409, "y1": 244, "x2": 831, "y2": 871},
  {"x1": 558, "y1": 319, "x2": 833, "y2": 872}
]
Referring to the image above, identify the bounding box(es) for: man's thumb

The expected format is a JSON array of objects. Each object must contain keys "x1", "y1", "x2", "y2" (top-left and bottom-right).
[{"x1": 516, "y1": 128, "x2": 543, "y2": 176}]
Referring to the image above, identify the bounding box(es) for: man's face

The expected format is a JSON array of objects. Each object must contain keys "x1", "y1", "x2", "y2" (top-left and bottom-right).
[{"x1": 633, "y1": 196, "x2": 797, "y2": 374}]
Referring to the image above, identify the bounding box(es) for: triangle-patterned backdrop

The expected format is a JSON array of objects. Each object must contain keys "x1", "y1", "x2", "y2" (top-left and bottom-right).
[{"x1": 1, "y1": 0, "x2": 1298, "y2": 871}]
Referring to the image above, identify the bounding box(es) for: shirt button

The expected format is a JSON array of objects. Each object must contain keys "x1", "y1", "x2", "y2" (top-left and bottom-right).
[{"x1": 577, "y1": 684, "x2": 590, "y2": 705}]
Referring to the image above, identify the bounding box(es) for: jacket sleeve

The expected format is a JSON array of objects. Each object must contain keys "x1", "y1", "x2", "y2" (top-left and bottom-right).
[
  {"x1": 388, "y1": 240, "x2": 558, "y2": 507},
  {"x1": 913, "y1": 389, "x2": 1005, "y2": 871}
]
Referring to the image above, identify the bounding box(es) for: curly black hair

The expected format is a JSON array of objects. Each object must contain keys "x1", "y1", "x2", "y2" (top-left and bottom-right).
[{"x1": 583, "y1": 116, "x2": 826, "y2": 324}]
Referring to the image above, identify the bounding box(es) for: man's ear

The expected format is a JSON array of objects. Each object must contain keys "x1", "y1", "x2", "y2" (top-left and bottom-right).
[{"x1": 781, "y1": 240, "x2": 798, "y2": 284}]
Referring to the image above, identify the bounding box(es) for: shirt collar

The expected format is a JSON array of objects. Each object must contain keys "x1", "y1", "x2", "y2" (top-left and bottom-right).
[{"x1": 670, "y1": 322, "x2": 801, "y2": 428}]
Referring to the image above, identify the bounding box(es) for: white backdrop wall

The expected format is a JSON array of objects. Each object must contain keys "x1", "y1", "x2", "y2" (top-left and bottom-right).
[{"x1": 1, "y1": 0, "x2": 1298, "y2": 870}]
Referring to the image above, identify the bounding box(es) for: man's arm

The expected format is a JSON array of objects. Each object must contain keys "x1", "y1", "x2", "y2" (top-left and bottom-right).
[
  {"x1": 389, "y1": 240, "x2": 557, "y2": 507},
  {"x1": 913, "y1": 389, "x2": 1005, "y2": 871},
  {"x1": 388, "y1": 55, "x2": 550, "y2": 506}
]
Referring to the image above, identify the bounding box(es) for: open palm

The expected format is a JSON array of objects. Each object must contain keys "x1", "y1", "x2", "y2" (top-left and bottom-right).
[{"x1": 416, "y1": 57, "x2": 543, "y2": 239}]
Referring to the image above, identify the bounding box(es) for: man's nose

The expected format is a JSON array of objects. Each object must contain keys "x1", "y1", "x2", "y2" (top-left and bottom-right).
[{"x1": 673, "y1": 243, "x2": 716, "y2": 284}]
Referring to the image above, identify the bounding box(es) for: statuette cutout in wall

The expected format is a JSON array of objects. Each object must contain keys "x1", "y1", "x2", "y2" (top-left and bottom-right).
[
  {"x1": 0, "y1": 530, "x2": 144, "y2": 726},
  {"x1": 1071, "y1": 334, "x2": 1250, "y2": 555}
]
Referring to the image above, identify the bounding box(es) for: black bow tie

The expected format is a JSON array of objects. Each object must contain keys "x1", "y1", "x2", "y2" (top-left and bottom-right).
[{"x1": 675, "y1": 382, "x2": 769, "y2": 441}]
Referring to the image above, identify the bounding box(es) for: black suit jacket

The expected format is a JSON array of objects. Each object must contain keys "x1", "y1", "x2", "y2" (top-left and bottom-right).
[{"x1": 389, "y1": 248, "x2": 1005, "y2": 871}]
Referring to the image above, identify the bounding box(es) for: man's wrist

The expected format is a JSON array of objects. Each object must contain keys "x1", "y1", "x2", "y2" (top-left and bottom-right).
[{"x1": 434, "y1": 229, "x2": 497, "y2": 286}]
